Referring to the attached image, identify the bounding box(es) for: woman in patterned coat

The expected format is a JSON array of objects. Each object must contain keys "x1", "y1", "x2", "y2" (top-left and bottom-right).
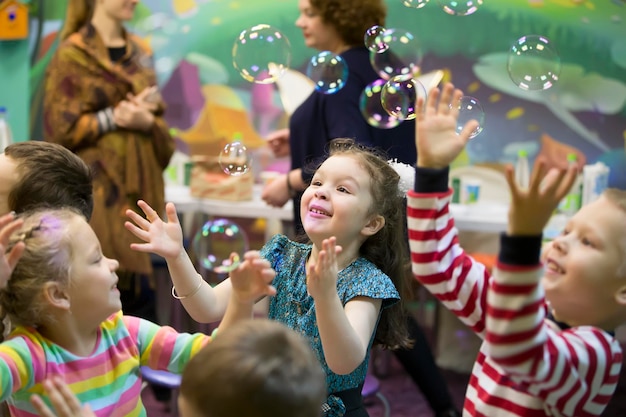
[{"x1": 43, "y1": 0, "x2": 175, "y2": 322}]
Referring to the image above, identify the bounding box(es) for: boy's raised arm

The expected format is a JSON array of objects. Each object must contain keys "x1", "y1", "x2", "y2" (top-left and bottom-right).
[{"x1": 407, "y1": 83, "x2": 491, "y2": 336}]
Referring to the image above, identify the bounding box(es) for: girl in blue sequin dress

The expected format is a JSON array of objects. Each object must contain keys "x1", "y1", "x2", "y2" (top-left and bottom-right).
[{"x1": 126, "y1": 139, "x2": 411, "y2": 417}]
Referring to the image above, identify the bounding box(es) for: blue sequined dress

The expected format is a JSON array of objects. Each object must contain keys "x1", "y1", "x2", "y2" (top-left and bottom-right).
[{"x1": 260, "y1": 234, "x2": 400, "y2": 416}]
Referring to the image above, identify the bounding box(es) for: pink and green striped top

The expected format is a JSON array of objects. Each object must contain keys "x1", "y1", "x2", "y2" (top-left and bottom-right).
[{"x1": 0, "y1": 311, "x2": 209, "y2": 417}]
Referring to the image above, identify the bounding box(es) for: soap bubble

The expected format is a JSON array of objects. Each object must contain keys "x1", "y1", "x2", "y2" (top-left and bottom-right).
[
  {"x1": 232, "y1": 24, "x2": 291, "y2": 84},
  {"x1": 219, "y1": 142, "x2": 251, "y2": 176},
  {"x1": 192, "y1": 219, "x2": 248, "y2": 274},
  {"x1": 403, "y1": 0, "x2": 430, "y2": 8},
  {"x1": 369, "y1": 28, "x2": 423, "y2": 80},
  {"x1": 507, "y1": 35, "x2": 561, "y2": 91},
  {"x1": 364, "y1": 25, "x2": 388, "y2": 53},
  {"x1": 381, "y1": 76, "x2": 427, "y2": 121},
  {"x1": 437, "y1": 0, "x2": 483, "y2": 16},
  {"x1": 359, "y1": 79, "x2": 403, "y2": 129},
  {"x1": 454, "y1": 96, "x2": 484, "y2": 139},
  {"x1": 306, "y1": 51, "x2": 348, "y2": 94}
]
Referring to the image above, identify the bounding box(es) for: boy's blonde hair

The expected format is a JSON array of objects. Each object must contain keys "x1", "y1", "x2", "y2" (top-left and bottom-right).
[
  {"x1": 603, "y1": 188, "x2": 626, "y2": 278},
  {"x1": 0, "y1": 209, "x2": 79, "y2": 338},
  {"x1": 180, "y1": 319, "x2": 326, "y2": 417}
]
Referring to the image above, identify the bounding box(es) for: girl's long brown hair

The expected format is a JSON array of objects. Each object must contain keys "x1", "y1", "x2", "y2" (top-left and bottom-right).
[{"x1": 60, "y1": 0, "x2": 95, "y2": 40}]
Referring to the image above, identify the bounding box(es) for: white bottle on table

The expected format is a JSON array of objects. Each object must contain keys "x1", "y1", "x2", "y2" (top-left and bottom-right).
[
  {"x1": 514, "y1": 149, "x2": 530, "y2": 189},
  {"x1": 0, "y1": 106, "x2": 13, "y2": 152}
]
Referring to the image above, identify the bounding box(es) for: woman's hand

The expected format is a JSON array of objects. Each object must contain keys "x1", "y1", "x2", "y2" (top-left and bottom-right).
[
  {"x1": 127, "y1": 85, "x2": 161, "y2": 114},
  {"x1": 113, "y1": 99, "x2": 155, "y2": 131},
  {"x1": 261, "y1": 173, "x2": 292, "y2": 207},
  {"x1": 124, "y1": 200, "x2": 185, "y2": 260},
  {"x1": 265, "y1": 128, "x2": 290, "y2": 158}
]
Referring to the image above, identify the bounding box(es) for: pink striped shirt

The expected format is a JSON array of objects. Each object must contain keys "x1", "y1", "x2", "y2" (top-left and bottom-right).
[{"x1": 407, "y1": 188, "x2": 622, "y2": 417}]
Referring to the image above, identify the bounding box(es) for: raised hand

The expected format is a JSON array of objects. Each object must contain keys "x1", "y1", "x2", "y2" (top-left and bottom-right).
[
  {"x1": 0, "y1": 212, "x2": 25, "y2": 289},
  {"x1": 124, "y1": 200, "x2": 184, "y2": 260},
  {"x1": 30, "y1": 377, "x2": 96, "y2": 417},
  {"x1": 229, "y1": 251, "x2": 277, "y2": 304},
  {"x1": 415, "y1": 82, "x2": 479, "y2": 170},
  {"x1": 306, "y1": 237, "x2": 342, "y2": 300},
  {"x1": 505, "y1": 159, "x2": 578, "y2": 236}
]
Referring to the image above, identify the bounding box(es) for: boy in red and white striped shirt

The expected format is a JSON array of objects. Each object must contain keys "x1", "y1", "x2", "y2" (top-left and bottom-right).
[{"x1": 407, "y1": 83, "x2": 626, "y2": 416}]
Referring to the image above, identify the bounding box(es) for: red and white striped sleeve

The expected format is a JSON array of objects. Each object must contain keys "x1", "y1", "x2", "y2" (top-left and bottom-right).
[
  {"x1": 407, "y1": 189, "x2": 492, "y2": 337},
  {"x1": 486, "y1": 239, "x2": 623, "y2": 416}
]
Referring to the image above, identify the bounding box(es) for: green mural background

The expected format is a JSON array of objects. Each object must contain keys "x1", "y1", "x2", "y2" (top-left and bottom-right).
[{"x1": 27, "y1": 0, "x2": 626, "y2": 187}]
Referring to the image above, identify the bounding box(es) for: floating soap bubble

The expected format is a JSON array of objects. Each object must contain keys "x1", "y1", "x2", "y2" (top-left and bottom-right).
[
  {"x1": 364, "y1": 25, "x2": 388, "y2": 53},
  {"x1": 381, "y1": 76, "x2": 427, "y2": 121},
  {"x1": 232, "y1": 24, "x2": 291, "y2": 84},
  {"x1": 507, "y1": 35, "x2": 560, "y2": 91},
  {"x1": 454, "y1": 96, "x2": 484, "y2": 139},
  {"x1": 306, "y1": 51, "x2": 348, "y2": 94},
  {"x1": 359, "y1": 79, "x2": 403, "y2": 129},
  {"x1": 437, "y1": 0, "x2": 483, "y2": 16},
  {"x1": 403, "y1": 0, "x2": 430, "y2": 8},
  {"x1": 219, "y1": 142, "x2": 251, "y2": 176},
  {"x1": 192, "y1": 219, "x2": 248, "y2": 274},
  {"x1": 370, "y1": 28, "x2": 423, "y2": 80}
]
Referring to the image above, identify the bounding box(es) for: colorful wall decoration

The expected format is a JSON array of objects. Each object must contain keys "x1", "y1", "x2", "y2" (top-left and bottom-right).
[{"x1": 28, "y1": 0, "x2": 626, "y2": 187}]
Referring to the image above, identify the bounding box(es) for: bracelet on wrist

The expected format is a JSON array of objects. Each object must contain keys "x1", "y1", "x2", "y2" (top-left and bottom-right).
[{"x1": 171, "y1": 275, "x2": 203, "y2": 300}]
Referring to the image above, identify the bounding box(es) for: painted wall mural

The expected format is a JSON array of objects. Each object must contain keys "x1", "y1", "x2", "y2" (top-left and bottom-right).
[{"x1": 28, "y1": 0, "x2": 626, "y2": 187}]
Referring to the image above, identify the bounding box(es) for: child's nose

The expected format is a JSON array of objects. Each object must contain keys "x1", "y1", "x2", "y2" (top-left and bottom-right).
[
  {"x1": 108, "y1": 258, "x2": 120, "y2": 271},
  {"x1": 314, "y1": 188, "x2": 328, "y2": 199}
]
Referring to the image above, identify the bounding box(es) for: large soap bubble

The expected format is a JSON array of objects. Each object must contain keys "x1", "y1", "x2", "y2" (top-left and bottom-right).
[
  {"x1": 369, "y1": 28, "x2": 423, "y2": 80},
  {"x1": 232, "y1": 24, "x2": 291, "y2": 84},
  {"x1": 192, "y1": 219, "x2": 248, "y2": 274},
  {"x1": 507, "y1": 35, "x2": 560, "y2": 91}
]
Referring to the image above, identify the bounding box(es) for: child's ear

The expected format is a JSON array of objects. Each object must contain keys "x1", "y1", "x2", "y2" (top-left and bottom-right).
[
  {"x1": 362, "y1": 214, "x2": 385, "y2": 237},
  {"x1": 42, "y1": 282, "x2": 71, "y2": 311}
]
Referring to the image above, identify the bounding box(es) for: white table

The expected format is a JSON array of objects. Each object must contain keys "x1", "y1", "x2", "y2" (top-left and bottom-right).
[{"x1": 165, "y1": 184, "x2": 509, "y2": 234}]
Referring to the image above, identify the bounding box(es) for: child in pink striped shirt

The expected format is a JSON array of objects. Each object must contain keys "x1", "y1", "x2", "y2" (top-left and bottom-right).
[{"x1": 407, "y1": 83, "x2": 626, "y2": 416}]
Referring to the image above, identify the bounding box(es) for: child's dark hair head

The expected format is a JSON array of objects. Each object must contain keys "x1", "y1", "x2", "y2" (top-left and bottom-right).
[
  {"x1": 0, "y1": 208, "x2": 79, "y2": 338},
  {"x1": 325, "y1": 138, "x2": 411, "y2": 349},
  {"x1": 180, "y1": 319, "x2": 326, "y2": 417},
  {"x1": 5, "y1": 142, "x2": 93, "y2": 219}
]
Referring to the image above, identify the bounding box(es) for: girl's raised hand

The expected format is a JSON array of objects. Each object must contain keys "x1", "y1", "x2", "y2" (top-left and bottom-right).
[
  {"x1": 0, "y1": 212, "x2": 24, "y2": 289},
  {"x1": 124, "y1": 200, "x2": 184, "y2": 260},
  {"x1": 306, "y1": 237, "x2": 342, "y2": 300},
  {"x1": 415, "y1": 82, "x2": 479, "y2": 170},
  {"x1": 30, "y1": 377, "x2": 96, "y2": 417},
  {"x1": 230, "y1": 251, "x2": 276, "y2": 304}
]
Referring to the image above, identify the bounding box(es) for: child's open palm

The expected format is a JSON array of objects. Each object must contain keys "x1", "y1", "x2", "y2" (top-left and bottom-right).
[
  {"x1": 124, "y1": 200, "x2": 184, "y2": 260},
  {"x1": 230, "y1": 251, "x2": 277, "y2": 304},
  {"x1": 416, "y1": 83, "x2": 479, "y2": 170},
  {"x1": 505, "y1": 160, "x2": 578, "y2": 236},
  {"x1": 30, "y1": 377, "x2": 96, "y2": 417},
  {"x1": 0, "y1": 213, "x2": 24, "y2": 289},
  {"x1": 307, "y1": 237, "x2": 342, "y2": 300}
]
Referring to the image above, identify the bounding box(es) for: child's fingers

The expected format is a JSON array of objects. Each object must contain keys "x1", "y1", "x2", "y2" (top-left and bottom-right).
[
  {"x1": 30, "y1": 394, "x2": 56, "y2": 417},
  {"x1": 123, "y1": 221, "x2": 150, "y2": 242},
  {"x1": 50, "y1": 376, "x2": 84, "y2": 413},
  {"x1": 125, "y1": 209, "x2": 150, "y2": 230},
  {"x1": 164, "y1": 202, "x2": 180, "y2": 224},
  {"x1": 0, "y1": 218, "x2": 23, "y2": 243},
  {"x1": 6, "y1": 241, "x2": 25, "y2": 268}
]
